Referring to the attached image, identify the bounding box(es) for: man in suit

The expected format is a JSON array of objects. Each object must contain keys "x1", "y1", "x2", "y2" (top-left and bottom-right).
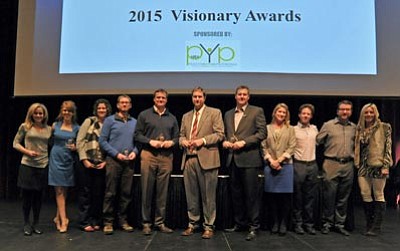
[
  {"x1": 179, "y1": 87, "x2": 224, "y2": 239},
  {"x1": 223, "y1": 85, "x2": 267, "y2": 241}
]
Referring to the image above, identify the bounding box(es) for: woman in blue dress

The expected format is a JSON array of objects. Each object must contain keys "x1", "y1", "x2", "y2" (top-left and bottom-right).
[
  {"x1": 49, "y1": 100, "x2": 79, "y2": 233},
  {"x1": 262, "y1": 103, "x2": 296, "y2": 236}
]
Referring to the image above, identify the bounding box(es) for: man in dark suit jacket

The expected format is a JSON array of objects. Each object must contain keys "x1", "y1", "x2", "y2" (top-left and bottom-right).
[
  {"x1": 223, "y1": 85, "x2": 267, "y2": 241},
  {"x1": 179, "y1": 87, "x2": 224, "y2": 239}
]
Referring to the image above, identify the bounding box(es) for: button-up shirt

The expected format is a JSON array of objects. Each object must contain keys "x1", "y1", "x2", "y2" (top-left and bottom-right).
[
  {"x1": 316, "y1": 117, "x2": 356, "y2": 158},
  {"x1": 294, "y1": 122, "x2": 318, "y2": 161}
]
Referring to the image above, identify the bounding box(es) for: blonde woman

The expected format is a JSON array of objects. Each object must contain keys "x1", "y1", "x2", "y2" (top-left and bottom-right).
[
  {"x1": 355, "y1": 103, "x2": 392, "y2": 236},
  {"x1": 48, "y1": 101, "x2": 80, "y2": 233},
  {"x1": 262, "y1": 103, "x2": 296, "y2": 236},
  {"x1": 13, "y1": 103, "x2": 52, "y2": 236}
]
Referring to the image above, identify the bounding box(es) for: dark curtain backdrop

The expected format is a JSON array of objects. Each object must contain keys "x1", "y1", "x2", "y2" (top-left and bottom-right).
[{"x1": 1, "y1": 0, "x2": 400, "y2": 212}]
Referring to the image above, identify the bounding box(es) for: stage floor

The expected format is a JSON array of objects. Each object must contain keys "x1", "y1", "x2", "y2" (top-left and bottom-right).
[{"x1": 1, "y1": 200, "x2": 400, "y2": 251}]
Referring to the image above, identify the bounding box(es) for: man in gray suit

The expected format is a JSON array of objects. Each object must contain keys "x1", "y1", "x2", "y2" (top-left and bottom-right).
[
  {"x1": 179, "y1": 87, "x2": 224, "y2": 239},
  {"x1": 223, "y1": 85, "x2": 267, "y2": 241}
]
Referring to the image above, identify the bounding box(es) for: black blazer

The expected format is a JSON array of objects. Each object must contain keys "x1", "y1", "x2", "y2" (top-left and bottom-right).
[{"x1": 224, "y1": 105, "x2": 267, "y2": 168}]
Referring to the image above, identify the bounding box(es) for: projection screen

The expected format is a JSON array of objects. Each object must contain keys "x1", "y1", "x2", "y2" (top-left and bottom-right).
[{"x1": 14, "y1": 0, "x2": 400, "y2": 96}]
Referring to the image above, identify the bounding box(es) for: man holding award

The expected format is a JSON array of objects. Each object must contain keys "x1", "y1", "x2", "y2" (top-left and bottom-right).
[
  {"x1": 135, "y1": 89, "x2": 179, "y2": 235},
  {"x1": 179, "y1": 87, "x2": 224, "y2": 239}
]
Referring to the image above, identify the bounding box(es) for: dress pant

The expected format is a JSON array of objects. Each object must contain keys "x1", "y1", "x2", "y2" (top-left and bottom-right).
[
  {"x1": 103, "y1": 156, "x2": 134, "y2": 225},
  {"x1": 322, "y1": 159, "x2": 354, "y2": 229},
  {"x1": 293, "y1": 161, "x2": 319, "y2": 227},
  {"x1": 140, "y1": 149, "x2": 172, "y2": 227},
  {"x1": 183, "y1": 156, "x2": 218, "y2": 231},
  {"x1": 230, "y1": 161, "x2": 261, "y2": 230}
]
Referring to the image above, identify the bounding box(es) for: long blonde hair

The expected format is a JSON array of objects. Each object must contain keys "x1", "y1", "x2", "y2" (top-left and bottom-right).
[
  {"x1": 357, "y1": 103, "x2": 381, "y2": 131},
  {"x1": 271, "y1": 103, "x2": 291, "y2": 127},
  {"x1": 24, "y1": 103, "x2": 49, "y2": 130}
]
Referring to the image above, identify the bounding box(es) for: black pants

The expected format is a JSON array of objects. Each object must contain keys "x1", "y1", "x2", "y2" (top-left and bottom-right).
[
  {"x1": 77, "y1": 162, "x2": 105, "y2": 228},
  {"x1": 292, "y1": 161, "x2": 319, "y2": 227},
  {"x1": 229, "y1": 162, "x2": 261, "y2": 231}
]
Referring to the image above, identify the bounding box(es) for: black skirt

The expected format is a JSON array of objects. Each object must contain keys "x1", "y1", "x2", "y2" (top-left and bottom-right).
[{"x1": 17, "y1": 164, "x2": 47, "y2": 191}]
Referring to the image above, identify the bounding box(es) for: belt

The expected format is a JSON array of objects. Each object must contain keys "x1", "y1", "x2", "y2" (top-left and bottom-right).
[
  {"x1": 186, "y1": 154, "x2": 198, "y2": 158},
  {"x1": 293, "y1": 159, "x2": 316, "y2": 166},
  {"x1": 325, "y1": 156, "x2": 353, "y2": 164}
]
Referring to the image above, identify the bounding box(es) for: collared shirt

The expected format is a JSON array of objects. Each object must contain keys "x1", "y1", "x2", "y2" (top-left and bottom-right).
[
  {"x1": 190, "y1": 105, "x2": 206, "y2": 138},
  {"x1": 153, "y1": 105, "x2": 166, "y2": 116},
  {"x1": 316, "y1": 117, "x2": 356, "y2": 158},
  {"x1": 294, "y1": 122, "x2": 318, "y2": 161},
  {"x1": 234, "y1": 104, "x2": 248, "y2": 131}
]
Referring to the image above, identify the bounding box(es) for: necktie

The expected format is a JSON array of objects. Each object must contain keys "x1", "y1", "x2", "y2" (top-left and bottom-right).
[{"x1": 191, "y1": 111, "x2": 199, "y2": 140}]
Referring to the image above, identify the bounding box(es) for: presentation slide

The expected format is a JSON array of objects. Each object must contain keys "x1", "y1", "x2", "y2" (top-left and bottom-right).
[
  {"x1": 59, "y1": 0, "x2": 376, "y2": 74},
  {"x1": 14, "y1": 0, "x2": 400, "y2": 96}
]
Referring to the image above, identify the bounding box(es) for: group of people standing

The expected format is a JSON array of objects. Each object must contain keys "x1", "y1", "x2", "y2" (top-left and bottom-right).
[{"x1": 12, "y1": 86, "x2": 392, "y2": 241}]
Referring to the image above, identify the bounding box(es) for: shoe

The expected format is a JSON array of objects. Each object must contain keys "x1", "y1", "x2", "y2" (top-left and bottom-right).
[
  {"x1": 271, "y1": 223, "x2": 278, "y2": 234},
  {"x1": 365, "y1": 230, "x2": 378, "y2": 236},
  {"x1": 294, "y1": 225, "x2": 305, "y2": 235},
  {"x1": 142, "y1": 226, "x2": 152, "y2": 235},
  {"x1": 121, "y1": 223, "x2": 134, "y2": 232},
  {"x1": 224, "y1": 225, "x2": 246, "y2": 232},
  {"x1": 158, "y1": 225, "x2": 173, "y2": 233},
  {"x1": 245, "y1": 230, "x2": 256, "y2": 241},
  {"x1": 103, "y1": 224, "x2": 114, "y2": 235},
  {"x1": 93, "y1": 225, "x2": 101, "y2": 231},
  {"x1": 305, "y1": 226, "x2": 316, "y2": 235},
  {"x1": 336, "y1": 227, "x2": 350, "y2": 236},
  {"x1": 53, "y1": 217, "x2": 61, "y2": 231},
  {"x1": 278, "y1": 224, "x2": 287, "y2": 236},
  {"x1": 23, "y1": 225, "x2": 32, "y2": 236},
  {"x1": 181, "y1": 227, "x2": 195, "y2": 236},
  {"x1": 59, "y1": 218, "x2": 69, "y2": 233},
  {"x1": 202, "y1": 230, "x2": 214, "y2": 239},
  {"x1": 321, "y1": 226, "x2": 330, "y2": 234},
  {"x1": 83, "y1": 225, "x2": 95, "y2": 232},
  {"x1": 32, "y1": 225, "x2": 43, "y2": 235}
]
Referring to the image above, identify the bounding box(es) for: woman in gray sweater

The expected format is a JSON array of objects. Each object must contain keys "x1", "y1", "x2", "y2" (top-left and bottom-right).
[{"x1": 13, "y1": 103, "x2": 52, "y2": 236}]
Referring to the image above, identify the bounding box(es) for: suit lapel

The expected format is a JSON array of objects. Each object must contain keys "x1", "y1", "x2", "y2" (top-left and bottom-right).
[
  {"x1": 197, "y1": 107, "x2": 208, "y2": 134},
  {"x1": 235, "y1": 106, "x2": 249, "y2": 132}
]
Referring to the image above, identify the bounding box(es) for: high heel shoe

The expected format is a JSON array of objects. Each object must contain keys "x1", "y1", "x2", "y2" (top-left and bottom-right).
[
  {"x1": 59, "y1": 218, "x2": 69, "y2": 233},
  {"x1": 53, "y1": 217, "x2": 61, "y2": 231}
]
